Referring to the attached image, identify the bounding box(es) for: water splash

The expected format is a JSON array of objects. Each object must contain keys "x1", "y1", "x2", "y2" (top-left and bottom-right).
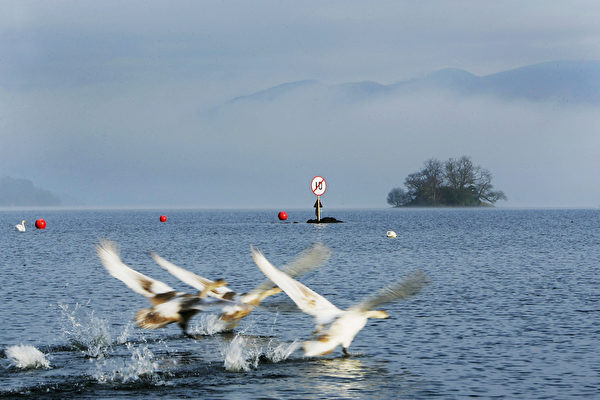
[
  {"x1": 116, "y1": 321, "x2": 136, "y2": 345},
  {"x1": 265, "y1": 339, "x2": 300, "y2": 363},
  {"x1": 221, "y1": 332, "x2": 300, "y2": 372},
  {"x1": 6, "y1": 345, "x2": 51, "y2": 369},
  {"x1": 260, "y1": 311, "x2": 301, "y2": 362},
  {"x1": 222, "y1": 334, "x2": 254, "y2": 372},
  {"x1": 93, "y1": 342, "x2": 160, "y2": 384},
  {"x1": 58, "y1": 303, "x2": 112, "y2": 358},
  {"x1": 188, "y1": 314, "x2": 229, "y2": 336}
]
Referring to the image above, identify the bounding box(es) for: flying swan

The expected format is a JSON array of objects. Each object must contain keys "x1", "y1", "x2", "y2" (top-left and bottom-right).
[
  {"x1": 151, "y1": 242, "x2": 332, "y2": 330},
  {"x1": 96, "y1": 240, "x2": 241, "y2": 336},
  {"x1": 15, "y1": 220, "x2": 26, "y2": 232},
  {"x1": 251, "y1": 247, "x2": 428, "y2": 356}
]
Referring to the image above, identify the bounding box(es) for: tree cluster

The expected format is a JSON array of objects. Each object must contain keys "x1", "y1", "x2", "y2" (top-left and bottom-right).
[{"x1": 387, "y1": 156, "x2": 506, "y2": 207}]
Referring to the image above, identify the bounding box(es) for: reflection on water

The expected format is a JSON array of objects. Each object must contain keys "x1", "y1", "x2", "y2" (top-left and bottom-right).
[
  {"x1": 302, "y1": 357, "x2": 381, "y2": 399},
  {"x1": 300, "y1": 356, "x2": 431, "y2": 399}
]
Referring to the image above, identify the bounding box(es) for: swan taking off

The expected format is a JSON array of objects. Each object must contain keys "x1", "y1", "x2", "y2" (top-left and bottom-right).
[
  {"x1": 251, "y1": 247, "x2": 428, "y2": 357},
  {"x1": 151, "y1": 242, "x2": 332, "y2": 330},
  {"x1": 96, "y1": 240, "x2": 240, "y2": 336},
  {"x1": 15, "y1": 220, "x2": 26, "y2": 232}
]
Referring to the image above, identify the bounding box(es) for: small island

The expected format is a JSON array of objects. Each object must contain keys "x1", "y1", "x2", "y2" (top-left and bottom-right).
[
  {"x1": 387, "y1": 156, "x2": 506, "y2": 207},
  {"x1": 307, "y1": 217, "x2": 343, "y2": 223}
]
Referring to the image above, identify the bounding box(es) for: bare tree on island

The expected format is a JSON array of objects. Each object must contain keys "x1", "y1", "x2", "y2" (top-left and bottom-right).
[{"x1": 387, "y1": 156, "x2": 506, "y2": 207}]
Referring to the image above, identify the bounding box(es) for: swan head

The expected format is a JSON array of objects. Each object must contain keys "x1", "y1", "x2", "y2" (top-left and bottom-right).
[{"x1": 365, "y1": 310, "x2": 389, "y2": 319}]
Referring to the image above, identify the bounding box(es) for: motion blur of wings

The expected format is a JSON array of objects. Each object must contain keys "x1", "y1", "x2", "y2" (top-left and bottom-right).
[
  {"x1": 251, "y1": 246, "x2": 428, "y2": 356},
  {"x1": 96, "y1": 240, "x2": 237, "y2": 336},
  {"x1": 152, "y1": 242, "x2": 332, "y2": 330}
]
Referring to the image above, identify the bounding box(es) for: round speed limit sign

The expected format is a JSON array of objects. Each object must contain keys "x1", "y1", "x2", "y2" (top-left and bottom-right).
[{"x1": 311, "y1": 176, "x2": 327, "y2": 196}]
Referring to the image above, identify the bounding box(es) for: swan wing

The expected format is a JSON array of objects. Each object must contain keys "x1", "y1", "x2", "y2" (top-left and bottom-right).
[
  {"x1": 96, "y1": 240, "x2": 174, "y2": 298},
  {"x1": 151, "y1": 252, "x2": 235, "y2": 299},
  {"x1": 352, "y1": 270, "x2": 428, "y2": 312},
  {"x1": 251, "y1": 246, "x2": 341, "y2": 318},
  {"x1": 245, "y1": 242, "x2": 332, "y2": 300},
  {"x1": 281, "y1": 242, "x2": 332, "y2": 280}
]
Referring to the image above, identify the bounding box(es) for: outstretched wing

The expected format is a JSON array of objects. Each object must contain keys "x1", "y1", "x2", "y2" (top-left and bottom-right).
[
  {"x1": 244, "y1": 242, "x2": 332, "y2": 301},
  {"x1": 151, "y1": 252, "x2": 236, "y2": 299},
  {"x1": 251, "y1": 246, "x2": 342, "y2": 320},
  {"x1": 96, "y1": 240, "x2": 174, "y2": 298},
  {"x1": 352, "y1": 270, "x2": 428, "y2": 312}
]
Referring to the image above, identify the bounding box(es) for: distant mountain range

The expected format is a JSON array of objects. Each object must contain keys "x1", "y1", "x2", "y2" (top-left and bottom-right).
[
  {"x1": 0, "y1": 176, "x2": 61, "y2": 207},
  {"x1": 230, "y1": 60, "x2": 600, "y2": 105}
]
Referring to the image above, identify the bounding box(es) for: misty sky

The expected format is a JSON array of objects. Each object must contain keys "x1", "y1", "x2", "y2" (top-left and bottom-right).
[{"x1": 1, "y1": 1, "x2": 599, "y2": 208}]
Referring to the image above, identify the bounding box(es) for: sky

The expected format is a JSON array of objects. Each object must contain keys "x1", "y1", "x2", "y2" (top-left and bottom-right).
[{"x1": 1, "y1": 1, "x2": 599, "y2": 208}]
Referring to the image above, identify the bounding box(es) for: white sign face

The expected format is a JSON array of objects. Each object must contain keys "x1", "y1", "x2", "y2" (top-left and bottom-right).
[{"x1": 311, "y1": 176, "x2": 327, "y2": 196}]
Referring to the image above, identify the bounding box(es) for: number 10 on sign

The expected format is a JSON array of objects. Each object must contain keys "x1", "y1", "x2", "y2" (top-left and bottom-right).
[{"x1": 311, "y1": 176, "x2": 326, "y2": 196}]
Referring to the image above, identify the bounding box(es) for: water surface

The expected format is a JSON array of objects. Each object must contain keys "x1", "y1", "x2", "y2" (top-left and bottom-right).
[{"x1": 1, "y1": 208, "x2": 598, "y2": 399}]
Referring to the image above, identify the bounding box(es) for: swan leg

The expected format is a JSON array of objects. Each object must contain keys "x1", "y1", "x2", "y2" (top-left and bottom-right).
[{"x1": 342, "y1": 347, "x2": 350, "y2": 357}]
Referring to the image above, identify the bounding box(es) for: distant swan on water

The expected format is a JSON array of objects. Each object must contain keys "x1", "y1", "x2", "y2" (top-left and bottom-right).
[
  {"x1": 251, "y1": 247, "x2": 428, "y2": 357},
  {"x1": 15, "y1": 220, "x2": 26, "y2": 232}
]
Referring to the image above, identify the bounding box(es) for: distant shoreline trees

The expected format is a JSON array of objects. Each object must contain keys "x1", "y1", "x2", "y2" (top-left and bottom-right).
[{"x1": 387, "y1": 156, "x2": 506, "y2": 207}]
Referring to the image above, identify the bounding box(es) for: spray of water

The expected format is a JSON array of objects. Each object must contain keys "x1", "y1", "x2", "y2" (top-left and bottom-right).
[
  {"x1": 93, "y1": 342, "x2": 160, "y2": 384},
  {"x1": 6, "y1": 345, "x2": 51, "y2": 369},
  {"x1": 116, "y1": 321, "x2": 136, "y2": 345},
  {"x1": 58, "y1": 303, "x2": 113, "y2": 358},
  {"x1": 221, "y1": 330, "x2": 301, "y2": 372},
  {"x1": 262, "y1": 311, "x2": 301, "y2": 363},
  {"x1": 222, "y1": 334, "x2": 254, "y2": 372},
  {"x1": 188, "y1": 314, "x2": 229, "y2": 336},
  {"x1": 265, "y1": 339, "x2": 301, "y2": 363}
]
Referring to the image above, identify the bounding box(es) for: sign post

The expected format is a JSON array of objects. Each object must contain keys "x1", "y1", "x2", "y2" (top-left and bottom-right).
[{"x1": 311, "y1": 176, "x2": 327, "y2": 222}]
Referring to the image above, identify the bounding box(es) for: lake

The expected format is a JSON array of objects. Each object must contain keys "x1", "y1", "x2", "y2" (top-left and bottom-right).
[{"x1": 1, "y1": 208, "x2": 598, "y2": 399}]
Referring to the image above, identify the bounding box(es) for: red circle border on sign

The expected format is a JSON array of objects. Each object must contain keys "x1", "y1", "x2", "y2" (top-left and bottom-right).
[{"x1": 311, "y1": 176, "x2": 327, "y2": 195}]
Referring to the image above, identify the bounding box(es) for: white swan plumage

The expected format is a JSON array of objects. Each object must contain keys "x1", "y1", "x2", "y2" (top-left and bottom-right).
[
  {"x1": 96, "y1": 240, "x2": 239, "y2": 335},
  {"x1": 251, "y1": 247, "x2": 427, "y2": 356},
  {"x1": 15, "y1": 220, "x2": 26, "y2": 232},
  {"x1": 151, "y1": 242, "x2": 331, "y2": 330},
  {"x1": 386, "y1": 230, "x2": 397, "y2": 238}
]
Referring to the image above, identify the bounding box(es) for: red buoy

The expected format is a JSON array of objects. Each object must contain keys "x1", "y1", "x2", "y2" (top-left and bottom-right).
[
  {"x1": 159, "y1": 215, "x2": 167, "y2": 222},
  {"x1": 35, "y1": 219, "x2": 47, "y2": 229},
  {"x1": 278, "y1": 211, "x2": 288, "y2": 221}
]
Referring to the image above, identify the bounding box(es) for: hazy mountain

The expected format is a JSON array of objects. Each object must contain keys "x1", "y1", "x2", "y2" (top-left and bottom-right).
[
  {"x1": 229, "y1": 80, "x2": 320, "y2": 103},
  {"x1": 0, "y1": 176, "x2": 61, "y2": 207},
  {"x1": 229, "y1": 60, "x2": 600, "y2": 105}
]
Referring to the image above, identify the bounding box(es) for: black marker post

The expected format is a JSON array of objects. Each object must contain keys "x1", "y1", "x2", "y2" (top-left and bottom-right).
[{"x1": 311, "y1": 176, "x2": 326, "y2": 223}]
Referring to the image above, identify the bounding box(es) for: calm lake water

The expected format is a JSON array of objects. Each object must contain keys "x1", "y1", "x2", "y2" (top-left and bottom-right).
[{"x1": 1, "y1": 208, "x2": 598, "y2": 399}]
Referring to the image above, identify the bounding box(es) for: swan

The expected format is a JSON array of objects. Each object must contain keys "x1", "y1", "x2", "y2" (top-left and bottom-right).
[
  {"x1": 15, "y1": 220, "x2": 26, "y2": 232},
  {"x1": 96, "y1": 240, "x2": 241, "y2": 336},
  {"x1": 251, "y1": 247, "x2": 427, "y2": 356},
  {"x1": 151, "y1": 242, "x2": 331, "y2": 330},
  {"x1": 386, "y1": 230, "x2": 397, "y2": 238}
]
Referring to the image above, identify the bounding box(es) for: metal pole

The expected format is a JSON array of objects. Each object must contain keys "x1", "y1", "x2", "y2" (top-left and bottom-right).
[{"x1": 317, "y1": 195, "x2": 321, "y2": 222}]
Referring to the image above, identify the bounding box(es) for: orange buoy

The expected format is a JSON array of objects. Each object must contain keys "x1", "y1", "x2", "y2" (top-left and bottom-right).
[
  {"x1": 35, "y1": 219, "x2": 47, "y2": 229},
  {"x1": 278, "y1": 211, "x2": 288, "y2": 220},
  {"x1": 160, "y1": 215, "x2": 167, "y2": 222}
]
